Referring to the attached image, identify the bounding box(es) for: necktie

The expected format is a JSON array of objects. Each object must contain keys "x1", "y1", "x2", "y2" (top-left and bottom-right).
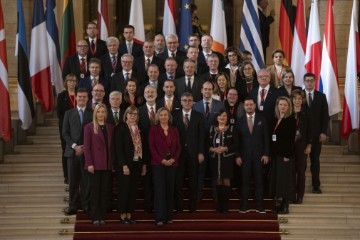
[
  {"x1": 308, "y1": 92, "x2": 313, "y2": 108},
  {"x1": 171, "y1": 52, "x2": 175, "y2": 58},
  {"x1": 127, "y1": 42, "x2": 132, "y2": 54},
  {"x1": 80, "y1": 58, "x2": 86, "y2": 74},
  {"x1": 248, "y1": 115, "x2": 253, "y2": 134},
  {"x1": 168, "y1": 75, "x2": 174, "y2": 80},
  {"x1": 90, "y1": 40, "x2": 95, "y2": 52},
  {"x1": 111, "y1": 56, "x2": 116, "y2": 64},
  {"x1": 166, "y1": 99, "x2": 171, "y2": 110},
  {"x1": 205, "y1": 53, "x2": 210, "y2": 60},
  {"x1": 186, "y1": 77, "x2": 192, "y2": 92},
  {"x1": 113, "y1": 111, "x2": 119, "y2": 125},
  {"x1": 184, "y1": 113, "x2": 190, "y2": 129},
  {"x1": 260, "y1": 88, "x2": 266, "y2": 105},
  {"x1": 125, "y1": 72, "x2": 130, "y2": 81},
  {"x1": 205, "y1": 102, "x2": 210, "y2": 119},
  {"x1": 146, "y1": 58, "x2": 151, "y2": 70},
  {"x1": 150, "y1": 107, "x2": 156, "y2": 125},
  {"x1": 79, "y1": 109, "x2": 84, "y2": 124}
]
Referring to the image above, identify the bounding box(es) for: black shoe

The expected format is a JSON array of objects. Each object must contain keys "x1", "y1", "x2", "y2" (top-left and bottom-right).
[
  {"x1": 295, "y1": 198, "x2": 303, "y2": 204},
  {"x1": 120, "y1": 218, "x2": 130, "y2": 224},
  {"x1": 239, "y1": 207, "x2": 249, "y2": 213},
  {"x1": 64, "y1": 208, "x2": 77, "y2": 215},
  {"x1": 64, "y1": 178, "x2": 68, "y2": 184},
  {"x1": 312, "y1": 187, "x2": 322, "y2": 194},
  {"x1": 166, "y1": 220, "x2": 173, "y2": 224},
  {"x1": 127, "y1": 218, "x2": 137, "y2": 224},
  {"x1": 256, "y1": 208, "x2": 266, "y2": 214},
  {"x1": 155, "y1": 221, "x2": 164, "y2": 226},
  {"x1": 93, "y1": 220, "x2": 100, "y2": 226},
  {"x1": 99, "y1": 219, "x2": 106, "y2": 225}
]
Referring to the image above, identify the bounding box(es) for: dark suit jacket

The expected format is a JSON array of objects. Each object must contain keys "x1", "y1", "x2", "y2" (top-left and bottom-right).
[
  {"x1": 305, "y1": 90, "x2": 329, "y2": 138},
  {"x1": 198, "y1": 51, "x2": 225, "y2": 70},
  {"x1": 119, "y1": 41, "x2": 143, "y2": 58},
  {"x1": 133, "y1": 55, "x2": 166, "y2": 86},
  {"x1": 174, "y1": 76, "x2": 205, "y2": 102},
  {"x1": 172, "y1": 110, "x2": 205, "y2": 158},
  {"x1": 271, "y1": 116, "x2": 297, "y2": 158},
  {"x1": 100, "y1": 53, "x2": 123, "y2": 87},
  {"x1": 84, "y1": 123, "x2": 115, "y2": 170},
  {"x1": 78, "y1": 76, "x2": 108, "y2": 100},
  {"x1": 157, "y1": 49, "x2": 186, "y2": 65},
  {"x1": 138, "y1": 80, "x2": 165, "y2": 99},
  {"x1": 258, "y1": 9, "x2": 274, "y2": 49},
  {"x1": 158, "y1": 72, "x2": 180, "y2": 82},
  {"x1": 278, "y1": 86, "x2": 302, "y2": 98},
  {"x1": 106, "y1": 107, "x2": 124, "y2": 127},
  {"x1": 62, "y1": 107, "x2": 93, "y2": 157},
  {"x1": 178, "y1": 61, "x2": 208, "y2": 77},
  {"x1": 200, "y1": 72, "x2": 220, "y2": 85},
  {"x1": 110, "y1": 71, "x2": 138, "y2": 93},
  {"x1": 62, "y1": 54, "x2": 89, "y2": 80},
  {"x1": 156, "y1": 97, "x2": 181, "y2": 112},
  {"x1": 86, "y1": 38, "x2": 108, "y2": 59},
  {"x1": 57, "y1": 90, "x2": 75, "y2": 130},
  {"x1": 193, "y1": 99, "x2": 225, "y2": 131}
]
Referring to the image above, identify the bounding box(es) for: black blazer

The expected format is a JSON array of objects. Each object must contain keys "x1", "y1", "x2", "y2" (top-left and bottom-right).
[
  {"x1": 200, "y1": 72, "x2": 219, "y2": 85},
  {"x1": 110, "y1": 71, "x2": 138, "y2": 94},
  {"x1": 100, "y1": 53, "x2": 123, "y2": 84},
  {"x1": 57, "y1": 90, "x2": 75, "y2": 130},
  {"x1": 178, "y1": 60, "x2": 208, "y2": 77},
  {"x1": 138, "y1": 80, "x2": 165, "y2": 99},
  {"x1": 258, "y1": 9, "x2": 274, "y2": 49},
  {"x1": 271, "y1": 116, "x2": 297, "y2": 158},
  {"x1": 119, "y1": 41, "x2": 143, "y2": 58},
  {"x1": 158, "y1": 72, "x2": 181, "y2": 82},
  {"x1": 294, "y1": 107, "x2": 312, "y2": 145},
  {"x1": 62, "y1": 54, "x2": 89, "y2": 80},
  {"x1": 198, "y1": 51, "x2": 225, "y2": 70},
  {"x1": 138, "y1": 104, "x2": 157, "y2": 163},
  {"x1": 174, "y1": 76, "x2": 205, "y2": 102},
  {"x1": 106, "y1": 107, "x2": 124, "y2": 127},
  {"x1": 133, "y1": 56, "x2": 165, "y2": 87},
  {"x1": 157, "y1": 49, "x2": 186, "y2": 65},
  {"x1": 278, "y1": 86, "x2": 302, "y2": 98},
  {"x1": 86, "y1": 38, "x2": 108, "y2": 59},
  {"x1": 156, "y1": 97, "x2": 181, "y2": 112},
  {"x1": 172, "y1": 109, "x2": 206, "y2": 158}
]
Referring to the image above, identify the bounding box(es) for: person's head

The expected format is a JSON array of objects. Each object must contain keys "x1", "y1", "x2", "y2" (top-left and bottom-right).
[
  {"x1": 227, "y1": 88, "x2": 238, "y2": 105},
  {"x1": 76, "y1": 40, "x2": 88, "y2": 57},
  {"x1": 258, "y1": 0, "x2": 269, "y2": 10},
  {"x1": 242, "y1": 50, "x2": 253, "y2": 62},
  {"x1": 243, "y1": 97, "x2": 256, "y2": 114},
  {"x1": 190, "y1": 3, "x2": 198, "y2": 17},
  {"x1": 147, "y1": 64, "x2": 160, "y2": 82},
  {"x1": 241, "y1": 61, "x2": 256, "y2": 79},
  {"x1": 88, "y1": 58, "x2": 101, "y2": 77},
  {"x1": 186, "y1": 46, "x2": 199, "y2": 61},
  {"x1": 291, "y1": 89, "x2": 305, "y2": 108},
  {"x1": 214, "y1": 109, "x2": 228, "y2": 126},
  {"x1": 303, "y1": 72, "x2": 316, "y2": 91},
  {"x1": 215, "y1": 72, "x2": 230, "y2": 91},
  {"x1": 106, "y1": 37, "x2": 120, "y2": 55},
  {"x1": 257, "y1": 69, "x2": 271, "y2": 87},
  {"x1": 123, "y1": 105, "x2": 139, "y2": 123},
  {"x1": 155, "y1": 107, "x2": 173, "y2": 125},
  {"x1": 207, "y1": 54, "x2": 219, "y2": 71},
  {"x1": 188, "y1": 34, "x2": 200, "y2": 48},
  {"x1": 272, "y1": 49, "x2": 285, "y2": 66},
  {"x1": 93, "y1": 103, "x2": 107, "y2": 124},
  {"x1": 224, "y1": 46, "x2": 242, "y2": 65},
  {"x1": 123, "y1": 25, "x2": 135, "y2": 42},
  {"x1": 143, "y1": 40, "x2": 155, "y2": 57},
  {"x1": 201, "y1": 34, "x2": 213, "y2": 51},
  {"x1": 92, "y1": 83, "x2": 105, "y2": 102},
  {"x1": 86, "y1": 21, "x2": 98, "y2": 38},
  {"x1": 183, "y1": 59, "x2": 196, "y2": 77},
  {"x1": 154, "y1": 33, "x2": 165, "y2": 52},
  {"x1": 121, "y1": 54, "x2": 134, "y2": 71},
  {"x1": 282, "y1": 69, "x2": 295, "y2": 87},
  {"x1": 180, "y1": 92, "x2": 194, "y2": 111},
  {"x1": 201, "y1": 81, "x2": 214, "y2": 100},
  {"x1": 64, "y1": 73, "x2": 77, "y2": 90},
  {"x1": 164, "y1": 57, "x2": 178, "y2": 74},
  {"x1": 109, "y1": 91, "x2": 122, "y2": 109},
  {"x1": 76, "y1": 88, "x2": 88, "y2": 108},
  {"x1": 163, "y1": 80, "x2": 176, "y2": 97},
  {"x1": 275, "y1": 96, "x2": 293, "y2": 119},
  {"x1": 144, "y1": 85, "x2": 157, "y2": 103},
  {"x1": 165, "y1": 34, "x2": 179, "y2": 52},
  {"x1": 125, "y1": 78, "x2": 137, "y2": 95}
]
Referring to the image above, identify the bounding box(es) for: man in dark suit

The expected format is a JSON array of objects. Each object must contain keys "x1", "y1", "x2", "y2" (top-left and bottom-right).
[
  {"x1": 157, "y1": 34, "x2": 186, "y2": 66},
  {"x1": 119, "y1": 25, "x2": 143, "y2": 58},
  {"x1": 90, "y1": 83, "x2": 107, "y2": 109},
  {"x1": 110, "y1": 54, "x2": 137, "y2": 93},
  {"x1": 173, "y1": 93, "x2": 205, "y2": 212},
  {"x1": 85, "y1": 21, "x2": 108, "y2": 59},
  {"x1": 134, "y1": 40, "x2": 165, "y2": 86},
  {"x1": 303, "y1": 73, "x2": 329, "y2": 194},
  {"x1": 138, "y1": 64, "x2": 164, "y2": 99},
  {"x1": 154, "y1": 33, "x2": 166, "y2": 56},
  {"x1": 198, "y1": 34, "x2": 225, "y2": 71},
  {"x1": 178, "y1": 45, "x2": 208, "y2": 77},
  {"x1": 236, "y1": 97, "x2": 269, "y2": 213},
  {"x1": 107, "y1": 91, "x2": 124, "y2": 127},
  {"x1": 100, "y1": 37, "x2": 122, "y2": 88},
  {"x1": 62, "y1": 39, "x2": 89, "y2": 81},
  {"x1": 200, "y1": 53, "x2": 221, "y2": 85},
  {"x1": 175, "y1": 59, "x2": 205, "y2": 102},
  {"x1": 158, "y1": 57, "x2": 180, "y2": 82},
  {"x1": 156, "y1": 80, "x2": 181, "y2": 112},
  {"x1": 193, "y1": 81, "x2": 225, "y2": 201},
  {"x1": 258, "y1": 0, "x2": 275, "y2": 61},
  {"x1": 62, "y1": 88, "x2": 93, "y2": 215}
]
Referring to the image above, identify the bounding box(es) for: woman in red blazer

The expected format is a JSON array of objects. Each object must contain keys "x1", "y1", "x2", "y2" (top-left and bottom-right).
[
  {"x1": 84, "y1": 103, "x2": 115, "y2": 225},
  {"x1": 149, "y1": 107, "x2": 181, "y2": 226}
]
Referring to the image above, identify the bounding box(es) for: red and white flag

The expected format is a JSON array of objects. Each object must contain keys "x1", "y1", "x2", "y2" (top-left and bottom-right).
[
  {"x1": 210, "y1": 0, "x2": 227, "y2": 54},
  {"x1": 342, "y1": 0, "x2": 360, "y2": 139},
  {"x1": 129, "y1": 0, "x2": 145, "y2": 45},
  {"x1": 30, "y1": 0, "x2": 53, "y2": 112},
  {"x1": 0, "y1": 1, "x2": 12, "y2": 141},
  {"x1": 163, "y1": 0, "x2": 176, "y2": 37},
  {"x1": 291, "y1": 0, "x2": 306, "y2": 87},
  {"x1": 304, "y1": 0, "x2": 322, "y2": 90},
  {"x1": 97, "y1": 0, "x2": 110, "y2": 40}
]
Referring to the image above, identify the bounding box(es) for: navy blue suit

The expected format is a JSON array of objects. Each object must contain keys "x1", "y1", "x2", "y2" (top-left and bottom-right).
[{"x1": 119, "y1": 41, "x2": 143, "y2": 58}]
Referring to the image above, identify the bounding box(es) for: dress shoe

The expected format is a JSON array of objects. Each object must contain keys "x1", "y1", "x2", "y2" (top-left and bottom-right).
[
  {"x1": 155, "y1": 221, "x2": 164, "y2": 226},
  {"x1": 127, "y1": 218, "x2": 137, "y2": 224},
  {"x1": 166, "y1": 220, "x2": 173, "y2": 224},
  {"x1": 312, "y1": 187, "x2": 322, "y2": 194},
  {"x1": 99, "y1": 219, "x2": 106, "y2": 225},
  {"x1": 93, "y1": 220, "x2": 100, "y2": 226},
  {"x1": 295, "y1": 198, "x2": 303, "y2": 204},
  {"x1": 239, "y1": 207, "x2": 249, "y2": 213},
  {"x1": 120, "y1": 218, "x2": 130, "y2": 224},
  {"x1": 64, "y1": 208, "x2": 77, "y2": 216},
  {"x1": 256, "y1": 208, "x2": 266, "y2": 214}
]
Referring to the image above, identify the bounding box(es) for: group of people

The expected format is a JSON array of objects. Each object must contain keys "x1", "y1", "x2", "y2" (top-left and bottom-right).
[{"x1": 58, "y1": 19, "x2": 329, "y2": 226}]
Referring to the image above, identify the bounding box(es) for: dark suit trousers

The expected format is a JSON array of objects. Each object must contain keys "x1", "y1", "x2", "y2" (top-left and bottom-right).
[
  {"x1": 293, "y1": 140, "x2": 308, "y2": 199},
  {"x1": 142, "y1": 164, "x2": 153, "y2": 212},
  {"x1": 67, "y1": 155, "x2": 90, "y2": 210},
  {"x1": 118, "y1": 161, "x2": 141, "y2": 213},
  {"x1": 59, "y1": 128, "x2": 68, "y2": 180},
  {"x1": 310, "y1": 138, "x2": 322, "y2": 188},
  {"x1": 241, "y1": 156, "x2": 264, "y2": 207},
  {"x1": 90, "y1": 170, "x2": 111, "y2": 221},
  {"x1": 153, "y1": 165, "x2": 176, "y2": 223},
  {"x1": 175, "y1": 150, "x2": 198, "y2": 211}
]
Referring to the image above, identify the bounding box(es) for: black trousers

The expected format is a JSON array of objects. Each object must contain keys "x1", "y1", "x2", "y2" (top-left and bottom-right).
[
  {"x1": 90, "y1": 170, "x2": 111, "y2": 221},
  {"x1": 310, "y1": 138, "x2": 322, "y2": 188},
  {"x1": 59, "y1": 128, "x2": 68, "y2": 180},
  {"x1": 142, "y1": 163, "x2": 153, "y2": 212},
  {"x1": 293, "y1": 140, "x2": 308, "y2": 199}
]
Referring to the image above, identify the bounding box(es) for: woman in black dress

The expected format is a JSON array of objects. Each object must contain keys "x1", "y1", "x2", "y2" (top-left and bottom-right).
[
  {"x1": 120, "y1": 78, "x2": 143, "y2": 110},
  {"x1": 278, "y1": 69, "x2": 301, "y2": 97}
]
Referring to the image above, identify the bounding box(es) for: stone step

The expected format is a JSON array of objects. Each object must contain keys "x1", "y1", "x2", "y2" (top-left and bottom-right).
[
  {"x1": 0, "y1": 204, "x2": 67, "y2": 215},
  {"x1": 0, "y1": 214, "x2": 74, "y2": 225},
  {"x1": 0, "y1": 194, "x2": 66, "y2": 204},
  {"x1": 3, "y1": 155, "x2": 62, "y2": 163},
  {"x1": 0, "y1": 183, "x2": 67, "y2": 194},
  {"x1": 283, "y1": 213, "x2": 360, "y2": 225},
  {"x1": 0, "y1": 237, "x2": 72, "y2": 240},
  {"x1": 44, "y1": 118, "x2": 59, "y2": 126},
  {"x1": 26, "y1": 136, "x2": 61, "y2": 144},
  {"x1": 14, "y1": 145, "x2": 62, "y2": 154},
  {"x1": 319, "y1": 154, "x2": 360, "y2": 163},
  {"x1": 289, "y1": 204, "x2": 360, "y2": 214},
  {"x1": 0, "y1": 163, "x2": 62, "y2": 173},
  {"x1": 283, "y1": 224, "x2": 360, "y2": 236},
  {"x1": 304, "y1": 183, "x2": 360, "y2": 193},
  {"x1": 302, "y1": 193, "x2": 359, "y2": 204},
  {"x1": 34, "y1": 127, "x2": 60, "y2": 136},
  {"x1": 321, "y1": 145, "x2": 349, "y2": 154},
  {"x1": 305, "y1": 173, "x2": 360, "y2": 183},
  {"x1": 0, "y1": 225, "x2": 73, "y2": 237},
  {"x1": 0, "y1": 174, "x2": 63, "y2": 183},
  {"x1": 282, "y1": 236, "x2": 359, "y2": 240}
]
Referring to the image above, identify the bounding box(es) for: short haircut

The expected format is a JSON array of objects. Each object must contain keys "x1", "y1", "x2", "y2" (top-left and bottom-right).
[
  {"x1": 208, "y1": 53, "x2": 219, "y2": 60},
  {"x1": 187, "y1": 45, "x2": 199, "y2": 53},
  {"x1": 183, "y1": 58, "x2": 195, "y2": 65},
  {"x1": 87, "y1": 21, "x2": 97, "y2": 28},
  {"x1": 213, "y1": 109, "x2": 228, "y2": 126},
  {"x1": 303, "y1": 72, "x2": 316, "y2": 81},
  {"x1": 201, "y1": 34, "x2": 213, "y2": 41},
  {"x1": 123, "y1": 24, "x2": 135, "y2": 32},
  {"x1": 188, "y1": 34, "x2": 200, "y2": 40},
  {"x1": 166, "y1": 34, "x2": 178, "y2": 42},
  {"x1": 181, "y1": 92, "x2": 193, "y2": 99},
  {"x1": 106, "y1": 36, "x2": 119, "y2": 46},
  {"x1": 88, "y1": 58, "x2": 101, "y2": 66},
  {"x1": 121, "y1": 53, "x2": 134, "y2": 61},
  {"x1": 271, "y1": 49, "x2": 285, "y2": 59},
  {"x1": 76, "y1": 87, "x2": 88, "y2": 95},
  {"x1": 244, "y1": 97, "x2": 255, "y2": 103},
  {"x1": 109, "y1": 91, "x2": 122, "y2": 99}
]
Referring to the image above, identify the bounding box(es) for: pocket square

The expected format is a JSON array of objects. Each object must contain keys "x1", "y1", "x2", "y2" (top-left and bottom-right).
[{"x1": 258, "y1": 121, "x2": 262, "y2": 125}]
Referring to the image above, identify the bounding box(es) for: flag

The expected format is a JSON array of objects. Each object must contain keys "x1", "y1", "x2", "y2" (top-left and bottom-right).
[
  {"x1": 61, "y1": 0, "x2": 76, "y2": 68},
  {"x1": 163, "y1": 0, "x2": 176, "y2": 37},
  {"x1": 16, "y1": 0, "x2": 35, "y2": 130},
  {"x1": 129, "y1": 0, "x2": 145, "y2": 45},
  {"x1": 97, "y1": 0, "x2": 110, "y2": 40},
  {"x1": 342, "y1": 0, "x2": 360, "y2": 139},
  {"x1": 304, "y1": 0, "x2": 322, "y2": 90},
  {"x1": 210, "y1": 0, "x2": 227, "y2": 54},
  {"x1": 179, "y1": 0, "x2": 192, "y2": 52},
  {"x1": 0, "y1": 1, "x2": 11, "y2": 141},
  {"x1": 46, "y1": 0, "x2": 63, "y2": 95},
  {"x1": 319, "y1": 0, "x2": 340, "y2": 116},
  {"x1": 291, "y1": 0, "x2": 306, "y2": 87},
  {"x1": 278, "y1": 0, "x2": 295, "y2": 65},
  {"x1": 240, "y1": 0, "x2": 264, "y2": 72}
]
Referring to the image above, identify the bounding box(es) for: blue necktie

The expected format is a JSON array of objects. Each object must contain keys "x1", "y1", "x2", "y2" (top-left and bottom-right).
[{"x1": 79, "y1": 109, "x2": 84, "y2": 124}]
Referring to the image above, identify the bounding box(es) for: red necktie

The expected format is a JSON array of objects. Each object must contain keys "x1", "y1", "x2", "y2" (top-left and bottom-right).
[{"x1": 80, "y1": 58, "x2": 86, "y2": 73}]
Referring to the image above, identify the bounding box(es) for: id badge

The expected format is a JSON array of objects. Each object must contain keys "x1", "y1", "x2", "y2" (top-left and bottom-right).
[
  {"x1": 272, "y1": 134, "x2": 277, "y2": 142},
  {"x1": 230, "y1": 118, "x2": 235, "y2": 124},
  {"x1": 259, "y1": 106, "x2": 264, "y2": 111},
  {"x1": 216, "y1": 138, "x2": 221, "y2": 144},
  {"x1": 80, "y1": 73, "x2": 85, "y2": 79}
]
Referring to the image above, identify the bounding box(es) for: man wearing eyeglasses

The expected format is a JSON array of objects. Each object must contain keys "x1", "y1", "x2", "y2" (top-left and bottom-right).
[
  {"x1": 110, "y1": 54, "x2": 137, "y2": 93},
  {"x1": 90, "y1": 83, "x2": 107, "y2": 109},
  {"x1": 62, "y1": 39, "x2": 90, "y2": 81}
]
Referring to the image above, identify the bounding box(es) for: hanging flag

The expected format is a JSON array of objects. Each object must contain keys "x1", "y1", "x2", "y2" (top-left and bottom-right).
[
  {"x1": 342, "y1": 0, "x2": 360, "y2": 140},
  {"x1": 291, "y1": 0, "x2": 306, "y2": 87},
  {"x1": 16, "y1": 0, "x2": 35, "y2": 130},
  {"x1": 278, "y1": 0, "x2": 295, "y2": 65},
  {"x1": 319, "y1": 0, "x2": 340, "y2": 116},
  {"x1": 61, "y1": 0, "x2": 76, "y2": 68},
  {"x1": 46, "y1": 0, "x2": 63, "y2": 95},
  {"x1": 179, "y1": 0, "x2": 192, "y2": 52},
  {"x1": 129, "y1": 0, "x2": 145, "y2": 45},
  {"x1": 210, "y1": 0, "x2": 227, "y2": 54},
  {"x1": 0, "y1": 1, "x2": 11, "y2": 141},
  {"x1": 163, "y1": 0, "x2": 176, "y2": 37},
  {"x1": 240, "y1": 0, "x2": 264, "y2": 72},
  {"x1": 97, "y1": 0, "x2": 110, "y2": 41},
  {"x1": 304, "y1": 0, "x2": 322, "y2": 90}
]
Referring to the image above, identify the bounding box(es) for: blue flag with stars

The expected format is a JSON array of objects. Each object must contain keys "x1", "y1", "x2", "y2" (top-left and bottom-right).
[{"x1": 179, "y1": 0, "x2": 192, "y2": 52}]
